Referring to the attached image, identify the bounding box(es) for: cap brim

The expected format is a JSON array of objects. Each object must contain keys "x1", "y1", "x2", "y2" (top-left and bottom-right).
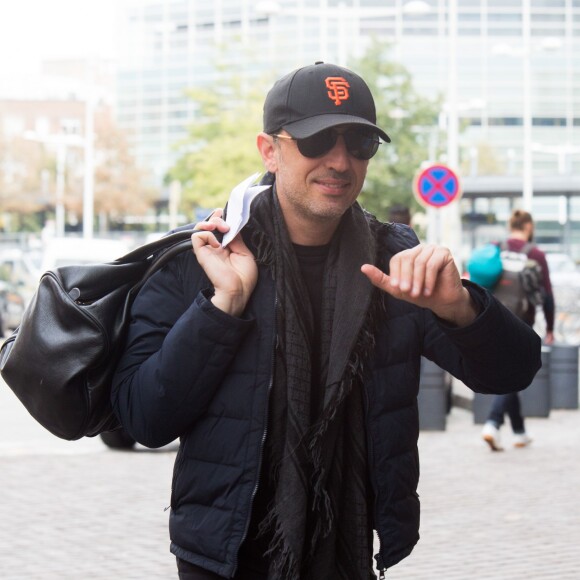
[{"x1": 283, "y1": 114, "x2": 391, "y2": 143}]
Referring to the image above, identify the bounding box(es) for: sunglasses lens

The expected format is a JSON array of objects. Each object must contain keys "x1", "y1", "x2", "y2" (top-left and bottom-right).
[
  {"x1": 296, "y1": 129, "x2": 337, "y2": 158},
  {"x1": 295, "y1": 128, "x2": 380, "y2": 160},
  {"x1": 344, "y1": 129, "x2": 380, "y2": 160}
]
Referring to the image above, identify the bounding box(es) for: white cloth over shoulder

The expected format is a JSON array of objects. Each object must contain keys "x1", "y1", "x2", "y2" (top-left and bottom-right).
[{"x1": 221, "y1": 172, "x2": 269, "y2": 248}]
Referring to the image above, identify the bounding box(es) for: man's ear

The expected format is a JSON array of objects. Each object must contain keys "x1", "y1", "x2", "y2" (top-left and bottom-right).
[{"x1": 257, "y1": 132, "x2": 277, "y2": 173}]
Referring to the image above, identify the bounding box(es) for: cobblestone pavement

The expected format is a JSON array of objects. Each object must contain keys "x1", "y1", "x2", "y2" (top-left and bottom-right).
[
  {"x1": 390, "y1": 404, "x2": 580, "y2": 580},
  {"x1": 1, "y1": 388, "x2": 579, "y2": 579}
]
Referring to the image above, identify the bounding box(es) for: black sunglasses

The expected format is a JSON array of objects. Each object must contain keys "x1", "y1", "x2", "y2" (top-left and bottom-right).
[{"x1": 273, "y1": 127, "x2": 382, "y2": 160}]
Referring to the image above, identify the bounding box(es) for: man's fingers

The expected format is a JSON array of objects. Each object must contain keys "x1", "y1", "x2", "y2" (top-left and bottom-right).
[
  {"x1": 362, "y1": 244, "x2": 455, "y2": 303},
  {"x1": 361, "y1": 264, "x2": 391, "y2": 291},
  {"x1": 191, "y1": 230, "x2": 222, "y2": 250},
  {"x1": 410, "y1": 245, "x2": 436, "y2": 297},
  {"x1": 388, "y1": 245, "x2": 423, "y2": 294},
  {"x1": 227, "y1": 233, "x2": 252, "y2": 255},
  {"x1": 388, "y1": 244, "x2": 443, "y2": 298},
  {"x1": 194, "y1": 208, "x2": 229, "y2": 232},
  {"x1": 422, "y1": 246, "x2": 450, "y2": 297}
]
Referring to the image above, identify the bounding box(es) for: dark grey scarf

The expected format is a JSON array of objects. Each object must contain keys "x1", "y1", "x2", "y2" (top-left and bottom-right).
[{"x1": 245, "y1": 185, "x2": 383, "y2": 580}]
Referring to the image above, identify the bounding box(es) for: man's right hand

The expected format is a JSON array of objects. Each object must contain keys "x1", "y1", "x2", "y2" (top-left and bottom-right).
[
  {"x1": 194, "y1": 208, "x2": 228, "y2": 235},
  {"x1": 191, "y1": 209, "x2": 257, "y2": 317}
]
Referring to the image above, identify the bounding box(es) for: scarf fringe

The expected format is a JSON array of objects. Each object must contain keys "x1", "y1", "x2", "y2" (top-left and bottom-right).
[
  {"x1": 305, "y1": 307, "x2": 381, "y2": 550},
  {"x1": 260, "y1": 509, "x2": 301, "y2": 580}
]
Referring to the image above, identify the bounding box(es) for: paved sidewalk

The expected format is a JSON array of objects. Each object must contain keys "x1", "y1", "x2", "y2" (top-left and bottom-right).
[
  {"x1": 0, "y1": 405, "x2": 578, "y2": 579},
  {"x1": 392, "y1": 405, "x2": 580, "y2": 580}
]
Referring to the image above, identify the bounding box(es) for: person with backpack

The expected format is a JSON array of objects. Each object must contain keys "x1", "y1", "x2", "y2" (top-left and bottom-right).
[{"x1": 481, "y1": 209, "x2": 554, "y2": 451}]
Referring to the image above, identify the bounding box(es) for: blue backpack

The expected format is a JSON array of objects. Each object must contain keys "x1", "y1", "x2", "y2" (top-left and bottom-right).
[{"x1": 466, "y1": 243, "x2": 503, "y2": 290}]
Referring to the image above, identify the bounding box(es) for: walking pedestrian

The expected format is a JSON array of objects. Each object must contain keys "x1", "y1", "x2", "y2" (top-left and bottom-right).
[{"x1": 481, "y1": 209, "x2": 554, "y2": 451}]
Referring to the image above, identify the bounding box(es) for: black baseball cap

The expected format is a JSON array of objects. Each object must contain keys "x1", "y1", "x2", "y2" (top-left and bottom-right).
[{"x1": 263, "y1": 61, "x2": 390, "y2": 142}]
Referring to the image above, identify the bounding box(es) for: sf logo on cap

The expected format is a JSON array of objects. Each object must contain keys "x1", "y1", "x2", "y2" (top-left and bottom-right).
[{"x1": 325, "y1": 77, "x2": 350, "y2": 106}]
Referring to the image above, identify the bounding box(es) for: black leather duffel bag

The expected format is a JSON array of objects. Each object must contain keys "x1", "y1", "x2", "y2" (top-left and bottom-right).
[{"x1": 0, "y1": 228, "x2": 196, "y2": 440}]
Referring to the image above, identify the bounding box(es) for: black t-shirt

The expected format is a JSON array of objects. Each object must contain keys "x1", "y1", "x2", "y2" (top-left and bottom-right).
[
  {"x1": 293, "y1": 242, "x2": 330, "y2": 418},
  {"x1": 238, "y1": 243, "x2": 330, "y2": 573}
]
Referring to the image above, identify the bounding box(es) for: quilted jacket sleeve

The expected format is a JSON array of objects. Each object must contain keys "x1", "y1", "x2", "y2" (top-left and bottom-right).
[
  {"x1": 382, "y1": 223, "x2": 541, "y2": 394},
  {"x1": 111, "y1": 255, "x2": 255, "y2": 448},
  {"x1": 423, "y1": 281, "x2": 542, "y2": 393}
]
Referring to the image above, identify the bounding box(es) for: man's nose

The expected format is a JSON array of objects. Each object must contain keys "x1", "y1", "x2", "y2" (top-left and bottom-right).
[{"x1": 324, "y1": 135, "x2": 350, "y2": 170}]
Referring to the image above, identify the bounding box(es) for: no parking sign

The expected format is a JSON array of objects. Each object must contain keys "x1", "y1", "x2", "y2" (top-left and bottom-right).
[{"x1": 413, "y1": 164, "x2": 462, "y2": 208}]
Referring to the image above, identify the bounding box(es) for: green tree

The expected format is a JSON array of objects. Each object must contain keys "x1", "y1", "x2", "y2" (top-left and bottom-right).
[
  {"x1": 170, "y1": 42, "x2": 441, "y2": 221},
  {"x1": 62, "y1": 109, "x2": 158, "y2": 227},
  {"x1": 352, "y1": 40, "x2": 442, "y2": 219},
  {"x1": 169, "y1": 73, "x2": 267, "y2": 213}
]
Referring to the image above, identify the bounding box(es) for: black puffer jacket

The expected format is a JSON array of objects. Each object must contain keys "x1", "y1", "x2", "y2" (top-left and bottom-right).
[{"x1": 112, "y1": 221, "x2": 540, "y2": 578}]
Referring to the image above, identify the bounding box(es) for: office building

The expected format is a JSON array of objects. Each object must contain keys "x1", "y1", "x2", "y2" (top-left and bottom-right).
[{"x1": 115, "y1": 0, "x2": 579, "y2": 238}]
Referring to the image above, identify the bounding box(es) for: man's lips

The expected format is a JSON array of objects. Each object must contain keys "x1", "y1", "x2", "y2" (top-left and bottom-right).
[{"x1": 315, "y1": 178, "x2": 351, "y2": 193}]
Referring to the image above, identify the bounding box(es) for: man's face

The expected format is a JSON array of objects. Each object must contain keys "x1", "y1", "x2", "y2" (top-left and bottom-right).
[{"x1": 259, "y1": 126, "x2": 370, "y2": 230}]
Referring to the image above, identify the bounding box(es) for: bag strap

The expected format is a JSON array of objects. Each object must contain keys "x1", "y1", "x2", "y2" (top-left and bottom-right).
[
  {"x1": 114, "y1": 228, "x2": 196, "y2": 265},
  {"x1": 500, "y1": 240, "x2": 535, "y2": 257},
  {"x1": 127, "y1": 227, "x2": 226, "y2": 297},
  {"x1": 124, "y1": 237, "x2": 193, "y2": 300}
]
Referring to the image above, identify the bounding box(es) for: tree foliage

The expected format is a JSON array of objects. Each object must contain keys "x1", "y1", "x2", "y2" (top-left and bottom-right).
[
  {"x1": 91, "y1": 110, "x2": 158, "y2": 224},
  {"x1": 169, "y1": 74, "x2": 267, "y2": 213},
  {"x1": 63, "y1": 109, "x2": 157, "y2": 227},
  {"x1": 0, "y1": 136, "x2": 52, "y2": 229},
  {"x1": 351, "y1": 40, "x2": 443, "y2": 219},
  {"x1": 0, "y1": 109, "x2": 156, "y2": 232},
  {"x1": 169, "y1": 41, "x2": 442, "y2": 221}
]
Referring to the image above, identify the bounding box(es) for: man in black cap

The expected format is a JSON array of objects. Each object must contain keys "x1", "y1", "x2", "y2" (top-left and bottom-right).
[{"x1": 112, "y1": 62, "x2": 541, "y2": 579}]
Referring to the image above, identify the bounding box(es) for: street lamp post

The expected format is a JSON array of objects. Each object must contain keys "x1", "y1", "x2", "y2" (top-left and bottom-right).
[
  {"x1": 55, "y1": 141, "x2": 67, "y2": 239},
  {"x1": 494, "y1": 30, "x2": 564, "y2": 213},
  {"x1": 83, "y1": 87, "x2": 96, "y2": 240},
  {"x1": 522, "y1": 0, "x2": 533, "y2": 211},
  {"x1": 439, "y1": 0, "x2": 462, "y2": 255},
  {"x1": 24, "y1": 131, "x2": 84, "y2": 238}
]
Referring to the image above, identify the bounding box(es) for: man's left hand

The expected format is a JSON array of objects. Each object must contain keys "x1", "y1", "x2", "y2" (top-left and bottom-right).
[{"x1": 361, "y1": 244, "x2": 478, "y2": 327}]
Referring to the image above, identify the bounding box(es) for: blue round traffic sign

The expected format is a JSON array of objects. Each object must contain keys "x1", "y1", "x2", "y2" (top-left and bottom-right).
[{"x1": 413, "y1": 164, "x2": 462, "y2": 208}]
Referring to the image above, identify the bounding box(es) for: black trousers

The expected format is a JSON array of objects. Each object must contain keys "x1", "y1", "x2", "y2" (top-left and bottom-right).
[
  {"x1": 176, "y1": 558, "x2": 268, "y2": 580},
  {"x1": 488, "y1": 393, "x2": 526, "y2": 433}
]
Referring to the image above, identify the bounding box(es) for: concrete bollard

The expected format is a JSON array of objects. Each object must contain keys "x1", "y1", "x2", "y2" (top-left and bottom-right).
[
  {"x1": 520, "y1": 346, "x2": 551, "y2": 418},
  {"x1": 418, "y1": 357, "x2": 447, "y2": 431},
  {"x1": 550, "y1": 343, "x2": 579, "y2": 410}
]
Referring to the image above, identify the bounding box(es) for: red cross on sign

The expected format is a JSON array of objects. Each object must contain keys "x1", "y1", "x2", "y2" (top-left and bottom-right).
[{"x1": 413, "y1": 164, "x2": 462, "y2": 208}]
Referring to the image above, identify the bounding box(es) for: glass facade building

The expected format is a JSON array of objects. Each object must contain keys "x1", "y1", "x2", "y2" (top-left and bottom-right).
[{"x1": 115, "y1": 0, "x2": 580, "y2": 227}]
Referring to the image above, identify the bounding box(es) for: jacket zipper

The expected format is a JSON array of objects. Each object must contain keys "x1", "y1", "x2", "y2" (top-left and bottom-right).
[
  {"x1": 168, "y1": 444, "x2": 186, "y2": 511},
  {"x1": 231, "y1": 294, "x2": 278, "y2": 575}
]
